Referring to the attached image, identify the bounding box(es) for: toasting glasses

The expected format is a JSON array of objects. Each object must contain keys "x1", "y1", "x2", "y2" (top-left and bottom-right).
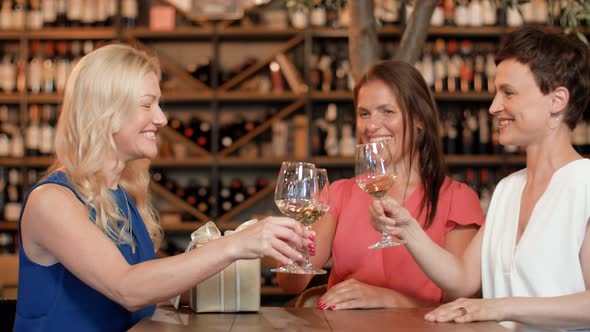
[
  {"x1": 354, "y1": 141, "x2": 401, "y2": 249},
  {"x1": 272, "y1": 162, "x2": 328, "y2": 274}
]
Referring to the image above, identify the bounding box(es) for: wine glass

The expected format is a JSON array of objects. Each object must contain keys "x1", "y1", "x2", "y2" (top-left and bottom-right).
[
  {"x1": 354, "y1": 141, "x2": 401, "y2": 249},
  {"x1": 297, "y1": 167, "x2": 329, "y2": 275},
  {"x1": 272, "y1": 161, "x2": 316, "y2": 274}
]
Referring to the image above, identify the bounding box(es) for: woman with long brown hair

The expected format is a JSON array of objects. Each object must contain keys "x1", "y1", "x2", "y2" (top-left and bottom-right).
[{"x1": 279, "y1": 60, "x2": 484, "y2": 309}]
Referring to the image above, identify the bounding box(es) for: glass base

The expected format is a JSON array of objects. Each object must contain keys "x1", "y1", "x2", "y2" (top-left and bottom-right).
[
  {"x1": 271, "y1": 264, "x2": 302, "y2": 274},
  {"x1": 368, "y1": 239, "x2": 402, "y2": 249},
  {"x1": 274, "y1": 267, "x2": 327, "y2": 275}
]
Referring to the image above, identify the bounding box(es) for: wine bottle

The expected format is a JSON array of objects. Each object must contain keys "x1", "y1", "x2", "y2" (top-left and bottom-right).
[
  {"x1": 0, "y1": 168, "x2": 6, "y2": 218},
  {"x1": 55, "y1": 41, "x2": 70, "y2": 93},
  {"x1": 479, "y1": 168, "x2": 492, "y2": 215},
  {"x1": 42, "y1": 41, "x2": 56, "y2": 94},
  {"x1": 454, "y1": 0, "x2": 468, "y2": 27},
  {"x1": 462, "y1": 110, "x2": 477, "y2": 155},
  {"x1": 42, "y1": 0, "x2": 57, "y2": 27},
  {"x1": 218, "y1": 182, "x2": 232, "y2": 213},
  {"x1": 67, "y1": 0, "x2": 82, "y2": 26},
  {"x1": 25, "y1": 105, "x2": 41, "y2": 156},
  {"x1": 12, "y1": 0, "x2": 25, "y2": 29},
  {"x1": 122, "y1": 0, "x2": 138, "y2": 28},
  {"x1": 39, "y1": 105, "x2": 55, "y2": 156},
  {"x1": 4, "y1": 168, "x2": 22, "y2": 221},
  {"x1": 0, "y1": 106, "x2": 11, "y2": 157},
  {"x1": 28, "y1": 40, "x2": 43, "y2": 94},
  {"x1": 230, "y1": 178, "x2": 246, "y2": 206},
  {"x1": 445, "y1": 112, "x2": 458, "y2": 154},
  {"x1": 28, "y1": 0, "x2": 43, "y2": 30},
  {"x1": 81, "y1": 0, "x2": 96, "y2": 27},
  {"x1": 0, "y1": 44, "x2": 16, "y2": 93},
  {"x1": 477, "y1": 108, "x2": 490, "y2": 155},
  {"x1": 55, "y1": 0, "x2": 67, "y2": 26},
  {"x1": 0, "y1": 0, "x2": 11, "y2": 30}
]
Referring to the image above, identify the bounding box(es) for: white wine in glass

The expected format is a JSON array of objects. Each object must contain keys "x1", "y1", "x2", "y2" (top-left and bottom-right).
[
  {"x1": 354, "y1": 141, "x2": 401, "y2": 249},
  {"x1": 273, "y1": 162, "x2": 326, "y2": 274},
  {"x1": 298, "y1": 168, "x2": 329, "y2": 274}
]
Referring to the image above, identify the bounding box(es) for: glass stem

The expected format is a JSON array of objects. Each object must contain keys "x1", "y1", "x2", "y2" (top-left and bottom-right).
[{"x1": 300, "y1": 225, "x2": 314, "y2": 270}]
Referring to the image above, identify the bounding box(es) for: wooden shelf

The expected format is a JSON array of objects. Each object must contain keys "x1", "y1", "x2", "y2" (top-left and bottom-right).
[
  {"x1": 24, "y1": 91, "x2": 213, "y2": 103},
  {"x1": 312, "y1": 25, "x2": 586, "y2": 39},
  {"x1": 28, "y1": 93, "x2": 62, "y2": 104},
  {"x1": 125, "y1": 27, "x2": 214, "y2": 39},
  {"x1": 161, "y1": 91, "x2": 213, "y2": 102},
  {"x1": 14, "y1": 90, "x2": 494, "y2": 104},
  {"x1": 0, "y1": 93, "x2": 23, "y2": 103},
  {"x1": 0, "y1": 30, "x2": 22, "y2": 40},
  {"x1": 0, "y1": 156, "x2": 52, "y2": 167},
  {"x1": 218, "y1": 91, "x2": 302, "y2": 102},
  {"x1": 0, "y1": 223, "x2": 18, "y2": 231},
  {"x1": 151, "y1": 157, "x2": 213, "y2": 168},
  {"x1": 310, "y1": 91, "x2": 352, "y2": 101},
  {"x1": 311, "y1": 91, "x2": 494, "y2": 102},
  {"x1": 435, "y1": 91, "x2": 494, "y2": 101},
  {"x1": 218, "y1": 157, "x2": 285, "y2": 168},
  {"x1": 27, "y1": 27, "x2": 116, "y2": 39},
  {"x1": 218, "y1": 27, "x2": 302, "y2": 39},
  {"x1": 445, "y1": 154, "x2": 529, "y2": 165}
]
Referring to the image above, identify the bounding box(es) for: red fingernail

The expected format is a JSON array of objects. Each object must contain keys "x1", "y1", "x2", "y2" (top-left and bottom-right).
[
  {"x1": 309, "y1": 234, "x2": 316, "y2": 241},
  {"x1": 307, "y1": 243, "x2": 315, "y2": 250},
  {"x1": 329, "y1": 305, "x2": 336, "y2": 310}
]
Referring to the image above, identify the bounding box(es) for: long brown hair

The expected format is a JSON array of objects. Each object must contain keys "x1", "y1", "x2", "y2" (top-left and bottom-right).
[{"x1": 353, "y1": 60, "x2": 447, "y2": 228}]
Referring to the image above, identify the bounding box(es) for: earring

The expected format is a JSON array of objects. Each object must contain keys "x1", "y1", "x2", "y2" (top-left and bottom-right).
[{"x1": 546, "y1": 112, "x2": 560, "y2": 130}]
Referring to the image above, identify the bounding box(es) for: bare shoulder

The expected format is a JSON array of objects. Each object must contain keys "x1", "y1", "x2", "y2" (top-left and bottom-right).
[{"x1": 24, "y1": 183, "x2": 87, "y2": 227}]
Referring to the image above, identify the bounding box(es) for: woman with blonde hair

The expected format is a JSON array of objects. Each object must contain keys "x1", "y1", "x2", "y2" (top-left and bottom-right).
[{"x1": 14, "y1": 44, "x2": 310, "y2": 331}]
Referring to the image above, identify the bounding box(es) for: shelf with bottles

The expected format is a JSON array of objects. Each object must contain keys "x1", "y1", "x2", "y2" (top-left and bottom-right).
[{"x1": 150, "y1": 167, "x2": 276, "y2": 223}]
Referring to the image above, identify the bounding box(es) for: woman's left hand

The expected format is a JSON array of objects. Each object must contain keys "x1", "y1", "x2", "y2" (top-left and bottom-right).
[
  {"x1": 424, "y1": 298, "x2": 507, "y2": 323},
  {"x1": 317, "y1": 279, "x2": 402, "y2": 310}
]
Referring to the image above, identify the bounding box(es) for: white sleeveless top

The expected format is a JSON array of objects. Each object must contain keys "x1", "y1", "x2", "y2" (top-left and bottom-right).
[{"x1": 482, "y1": 159, "x2": 590, "y2": 300}]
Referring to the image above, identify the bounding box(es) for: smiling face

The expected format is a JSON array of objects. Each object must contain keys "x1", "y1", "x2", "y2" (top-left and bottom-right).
[
  {"x1": 356, "y1": 80, "x2": 411, "y2": 162},
  {"x1": 489, "y1": 59, "x2": 555, "y2": 148},
  {"x1": 113, "y1": 71, "x2": 167, "y2": 162}
]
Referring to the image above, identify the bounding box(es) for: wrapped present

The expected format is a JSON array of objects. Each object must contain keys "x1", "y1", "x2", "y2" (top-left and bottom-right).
[{"x1": 184, "y1": 220, "x2": 261, "y2": 313}]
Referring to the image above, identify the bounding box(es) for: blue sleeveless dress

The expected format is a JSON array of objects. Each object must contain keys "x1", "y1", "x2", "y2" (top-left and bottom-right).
[{"x1": 14, "y1": 172, "x2": 156, "y2": 331}]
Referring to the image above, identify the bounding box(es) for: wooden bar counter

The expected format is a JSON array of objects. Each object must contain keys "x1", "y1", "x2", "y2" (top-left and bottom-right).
[{"x1": 130, "y1": 306, "x2": 511, "y2": 331}]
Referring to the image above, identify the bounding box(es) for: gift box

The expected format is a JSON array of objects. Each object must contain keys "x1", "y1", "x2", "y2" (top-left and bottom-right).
[{"x1": 184, "y1": 221, "x2": 261, "y2": 313}]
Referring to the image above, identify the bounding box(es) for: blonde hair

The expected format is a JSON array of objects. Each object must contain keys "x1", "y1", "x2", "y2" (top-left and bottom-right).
[{"x1": 47, "y1": 43, "x2": 162, "y2": 250}]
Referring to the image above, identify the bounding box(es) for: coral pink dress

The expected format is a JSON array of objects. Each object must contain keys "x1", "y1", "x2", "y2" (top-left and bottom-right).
[{"x1": 327, "y1": 177, "x2": 484, "y2": 303}]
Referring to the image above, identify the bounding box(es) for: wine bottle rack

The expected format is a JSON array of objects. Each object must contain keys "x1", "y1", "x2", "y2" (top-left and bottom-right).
[{"x1": 2, "y1": 4, "x2": 589, "y2": 233}]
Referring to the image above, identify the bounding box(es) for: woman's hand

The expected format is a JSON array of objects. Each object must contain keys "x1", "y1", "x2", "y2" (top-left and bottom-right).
[
  {"x1": 369, "y1": 196, "x2": 421, "y2": 242},
  {"x1": 226, "y1": 216, "x2": 312, "y2": 265},
  {"x1": 316, "y1": 279, "x2": 409, "y2": 310},
  {"x1": 425, "y1": 298, "x2": 507, "y2": 323}
]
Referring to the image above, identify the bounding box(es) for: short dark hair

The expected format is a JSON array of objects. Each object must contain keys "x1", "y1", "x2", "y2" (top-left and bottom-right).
[
  {"x1": 353, "y1": 60, "x2": 446, "y2": 229},
  {"x1": 495, "y1": 27, "x2": 590, "y2": 130}
]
